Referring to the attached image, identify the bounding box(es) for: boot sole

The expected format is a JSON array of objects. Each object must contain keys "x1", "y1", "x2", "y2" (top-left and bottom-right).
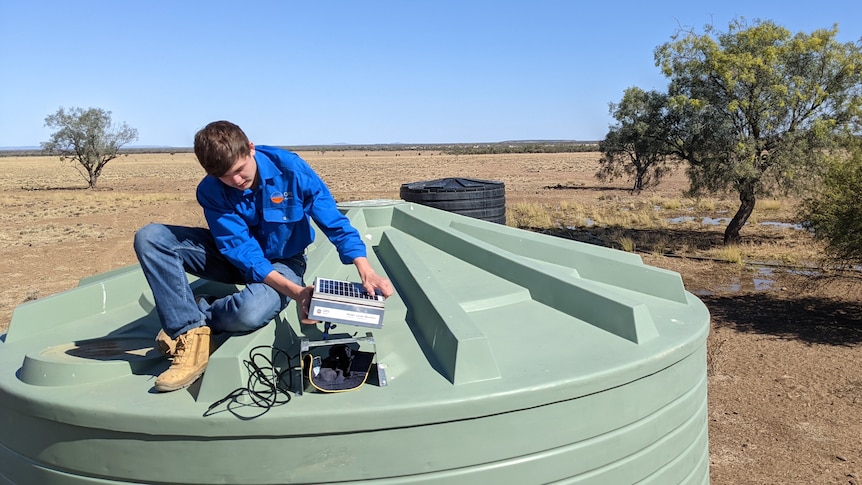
[{"x1": 154, "y1": 370, "x2": 206, "y2": 393}]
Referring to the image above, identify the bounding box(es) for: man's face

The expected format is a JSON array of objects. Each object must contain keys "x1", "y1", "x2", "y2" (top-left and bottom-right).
[{"x1": 218, "y1": 144, "x2": 257, "y2": 191}]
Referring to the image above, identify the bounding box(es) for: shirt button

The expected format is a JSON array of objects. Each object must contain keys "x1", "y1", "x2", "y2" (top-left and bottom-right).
[{"x1": 283, "y1": 216, "x2": 287, "y2": 220}]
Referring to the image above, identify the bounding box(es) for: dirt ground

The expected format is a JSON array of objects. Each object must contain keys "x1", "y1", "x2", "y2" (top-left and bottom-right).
[{"x1": 1, "y1": 151, "x2": 860, "y2": 484}]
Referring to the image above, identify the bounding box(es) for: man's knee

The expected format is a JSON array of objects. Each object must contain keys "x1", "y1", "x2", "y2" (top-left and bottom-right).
[
  {"x1": 133, "y1": 223, "x2": 168, "y2": 254},
  {"x1": 229, "y1": 313, "x2": 272, "y2": 333},
  {"x1": 212, "y1": 288, "x2": 286, "y2": 334}
]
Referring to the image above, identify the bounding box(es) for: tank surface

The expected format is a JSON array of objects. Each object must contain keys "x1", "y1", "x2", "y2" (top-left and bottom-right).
[{"x1": 0, "y1": 200, "x2": 710, "y2": 484}]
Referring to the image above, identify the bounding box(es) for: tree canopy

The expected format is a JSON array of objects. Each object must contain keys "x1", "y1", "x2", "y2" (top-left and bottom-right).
[
  {"x1": 596, "y1": 86, "x2": 679, "y2": 192},
  {"x1": 41, "y1": 107, "x2": 138, "y2": 189},
  {"x1": 800, "y1": 139, "x2": 862, "y2": 268},
  {"x1": 654, "y1": 18, "x2": 862, "y2": 243}
]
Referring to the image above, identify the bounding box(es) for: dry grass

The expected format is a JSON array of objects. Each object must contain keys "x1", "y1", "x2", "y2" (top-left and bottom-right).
[
  {"x1": 756, "y1": 199, "x2": 782, "y2": 211},
  {"x1": 508, "y1": 202, "x2": 555, "y2": 229},
  {"x1": 613, "y1": 234, "x2": 636, "y2": 252},
  {"x1": 500, "y1": 189, "x2": 820, "y2": 267},
  {"x1": 652, "y1": 196, "x2": 684, "y2": 210},
  {"x1": 709, "y1": 245, "x2": 745, "y2": 264}
]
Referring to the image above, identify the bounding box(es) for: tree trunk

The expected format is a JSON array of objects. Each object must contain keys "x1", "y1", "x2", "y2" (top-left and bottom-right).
[
  {"x1": 633, "y1": 166, "x2": 646, "y2": 193},
  {"x1": 724, "y1": 185, "x2": 756, "y2": 244},
  {"x1": 88, "y1": 167, "x2": 98, "y2": 189}
]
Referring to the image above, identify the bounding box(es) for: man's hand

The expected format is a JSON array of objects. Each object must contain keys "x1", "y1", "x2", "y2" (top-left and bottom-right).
[
  {"x1": 263, "y1": 271, "x2": 319, "y2": 324},
  {"x1": 353, "y1": 257, "x2": 394, "y2": 298},
  {"x1": 296, "y1": 285, "x2": 319, "y2": 324}
]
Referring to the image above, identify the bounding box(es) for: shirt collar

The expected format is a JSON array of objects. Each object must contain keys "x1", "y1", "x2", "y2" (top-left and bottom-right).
[{"x1": 253, "y1": 148, "x2": 283, "y2": 188}]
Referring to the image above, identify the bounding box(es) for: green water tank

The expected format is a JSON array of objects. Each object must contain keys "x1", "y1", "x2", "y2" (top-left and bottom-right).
[{"x1": 0, "y1": 200, "x2": 710, "y2": 484}]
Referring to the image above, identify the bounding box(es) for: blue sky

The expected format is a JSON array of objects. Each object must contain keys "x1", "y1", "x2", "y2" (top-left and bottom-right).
[{"x1": 1, "y1": 1, "x2": 860, "y2": 147}]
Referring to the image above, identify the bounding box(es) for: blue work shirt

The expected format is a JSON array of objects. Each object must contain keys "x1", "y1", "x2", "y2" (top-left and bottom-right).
[{"x1": 196, "y1": 145, "x2": 366, "y2": 283}]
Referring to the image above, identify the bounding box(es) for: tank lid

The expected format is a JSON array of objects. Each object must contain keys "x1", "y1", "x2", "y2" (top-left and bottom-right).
[{"x1": 401, "y1": 177, "x2": 504, "y2": 192}]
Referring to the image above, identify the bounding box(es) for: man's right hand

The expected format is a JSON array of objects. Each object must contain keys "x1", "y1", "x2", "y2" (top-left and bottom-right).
[
  {"x1": 263, "y1": 271, "x2": 319, "y2": 324},
  {"x1": 296, "y1": 285, "x2": 320, "y2": 325}
]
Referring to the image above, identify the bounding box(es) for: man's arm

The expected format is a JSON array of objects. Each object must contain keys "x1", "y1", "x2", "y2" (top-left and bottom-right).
[
  {"x1": 353, "y1": 256, "x2": 394, "y2": 298},
  {"x1": 263, "y1": 270, "x2": 315, "y2": 322}
]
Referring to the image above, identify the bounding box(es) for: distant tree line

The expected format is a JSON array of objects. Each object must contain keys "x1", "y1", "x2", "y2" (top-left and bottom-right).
[
  {"x1": 2, "y1": 141, "x2": 599, "y2": 158},
  {"x1": 443, "y1": 142, "x2": 598, "y2": 155}
]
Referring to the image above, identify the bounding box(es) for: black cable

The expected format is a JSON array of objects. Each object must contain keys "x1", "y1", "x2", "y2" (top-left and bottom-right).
[{"x1": 203, "y1": 345, "x2": 298, "y2": 419}]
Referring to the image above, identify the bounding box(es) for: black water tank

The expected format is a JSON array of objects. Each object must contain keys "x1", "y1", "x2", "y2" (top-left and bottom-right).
[{"x1": 400, "y1": 177, "x2": 506, "y2": 224}]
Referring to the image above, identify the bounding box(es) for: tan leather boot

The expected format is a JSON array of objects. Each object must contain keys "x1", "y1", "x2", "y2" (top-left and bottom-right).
[
  {"x1": 156, "y1": 295, "x2": 214, "y2": 357},
  {"x1": 155, "y1": 329, "x2": 177, "y2": 357},
  {"x1": 154, "y1": 326, "x2": 211, "y2": 392}
]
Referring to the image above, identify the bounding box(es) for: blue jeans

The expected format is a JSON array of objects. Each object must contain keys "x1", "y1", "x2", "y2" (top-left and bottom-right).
[{"x1": 133, "y1": 224, "x2": 306, "y2": 339}]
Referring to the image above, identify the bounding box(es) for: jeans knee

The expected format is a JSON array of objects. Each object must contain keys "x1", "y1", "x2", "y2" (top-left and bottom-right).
[
  {"x1": 133, "y1": 223, "x2": 167, "y2": 254},
  {"x1": 217, "y1": 290, "x2": 285, "y2": 334},
  {"x1": 229, "y1": 313, "x2": 270, "y2": 333}
]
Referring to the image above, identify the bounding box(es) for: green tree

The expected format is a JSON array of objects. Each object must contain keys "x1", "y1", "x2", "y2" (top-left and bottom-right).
[
  {"x1": 596, "y1": 87, "x2": 678, "y2": 192},
  {"x1": 800, "y1": 140, "x2": 862, "y2": 267},
  {"x1": 41, "y1": 107, "x2": 138, "y2": 189},
  {"x1": 655, "y1": 18, "x2": 862, "y2": 243}
]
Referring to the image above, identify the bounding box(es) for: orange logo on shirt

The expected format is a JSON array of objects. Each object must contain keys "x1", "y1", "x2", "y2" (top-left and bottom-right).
[{"x1": 270, "y1": 192, "x2": 284, "y2": 204}]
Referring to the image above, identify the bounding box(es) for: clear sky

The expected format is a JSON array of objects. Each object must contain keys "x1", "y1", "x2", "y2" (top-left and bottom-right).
[{"x1": 1, "y1": 1, "x2": 860, "y2": 148}]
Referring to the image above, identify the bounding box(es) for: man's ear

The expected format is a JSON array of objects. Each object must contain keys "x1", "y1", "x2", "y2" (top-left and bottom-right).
[{"x1": 249, "y1": 141, "x2": 255, "y2": 155}]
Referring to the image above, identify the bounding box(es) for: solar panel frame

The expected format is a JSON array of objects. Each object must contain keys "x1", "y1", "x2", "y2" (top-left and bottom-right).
[{"x1": 308, "y1": 277, "x2": 386, "y2": 329}]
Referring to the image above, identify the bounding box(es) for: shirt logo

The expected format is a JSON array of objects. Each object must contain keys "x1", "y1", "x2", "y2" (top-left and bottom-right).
[{"x1": 270, "y1": 192, "x2": 285, "y2": 204}]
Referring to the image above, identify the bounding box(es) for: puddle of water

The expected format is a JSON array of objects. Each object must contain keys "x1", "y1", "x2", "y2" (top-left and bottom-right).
[
  {"x1": 696, "y1": 266, "x2": 779, "y2": 294},
  {"x1": 666, "y1": 217, "x2": 807, "y2": 230},
  {"x1": 705, "y1": 217, "x2": 731, "y2": 226},
  {"x1": 753, "y1": 267, "x2": 776, "y2": 290},
  {"x1": 787, "y1": 268, "x2": 821, "y2": 277},
  {"x1": 564, "y1": 218, "x2": 598, "y2": 229},
  {"x1": 690, "y1": 263, "x2": 862, "y2": 295},
  {"x1": 754, "y1": 267, "x2": 776, "y2": 290},
  {"x1": 667, "y1": 216, "x2": 731, "y2": 225},
  {"x1": 753, "y1": 278, "x2": 775, "y2": 290},
  {"x1": 715, "y1": 278, "x2": 742, "y2": 293},
  {"x1": 759, "y1": 221, "x2": 806, "y2": 231},
  {"x1": 756, "y1": 267, "x2": 775, "y2": 277}
]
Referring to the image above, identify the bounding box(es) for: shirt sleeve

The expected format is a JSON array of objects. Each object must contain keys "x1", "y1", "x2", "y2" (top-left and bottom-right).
[
  {"x1": 196, "y1": 178, "x2": 275, "y2": 282},
  {"x1": 298, "y1": 169, "x2": 367, "y2": 264}
]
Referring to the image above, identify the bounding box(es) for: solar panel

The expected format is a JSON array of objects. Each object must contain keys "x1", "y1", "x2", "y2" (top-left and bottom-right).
[{"x1": 307, "y1": 277, "x2": 386, "y2": 329}]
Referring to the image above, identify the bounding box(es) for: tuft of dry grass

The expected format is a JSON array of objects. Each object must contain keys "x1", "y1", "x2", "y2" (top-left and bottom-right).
[
  {"x1": 694, "y1": 198, "x2": 717, "y2": 212},
  {"x1": 756, "y1": 199, "x2": 782, "y2": 211},
  {"x1": 615, "y1": 235, "x2": 636, "y2": 252},
  {"x1": 650, "y1": 197, "x2": 684, "y2": 210},
  {"x1": 648, "y1": 234, "x2": 671, "y2": 256},
  {"x1": 710, "y1": 245, "x2": 745, "y2": 264},
  {"x1": 508, "y1": 202, "x2": 554, "y2": 229}
]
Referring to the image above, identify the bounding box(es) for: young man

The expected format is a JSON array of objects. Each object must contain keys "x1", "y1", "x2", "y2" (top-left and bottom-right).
[{"x1": 134, "y1": 120, "x2": 393, "y2": 392}]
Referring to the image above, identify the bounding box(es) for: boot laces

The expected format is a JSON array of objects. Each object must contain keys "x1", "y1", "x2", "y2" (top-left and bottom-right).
[{"x1": 173, "y1": 333, "x2": 193, "y2": 364}]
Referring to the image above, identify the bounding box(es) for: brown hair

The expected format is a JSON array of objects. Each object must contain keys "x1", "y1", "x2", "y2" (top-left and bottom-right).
[{"x1": 193, "y1": 121, "x2": 251, "y2": 177}]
